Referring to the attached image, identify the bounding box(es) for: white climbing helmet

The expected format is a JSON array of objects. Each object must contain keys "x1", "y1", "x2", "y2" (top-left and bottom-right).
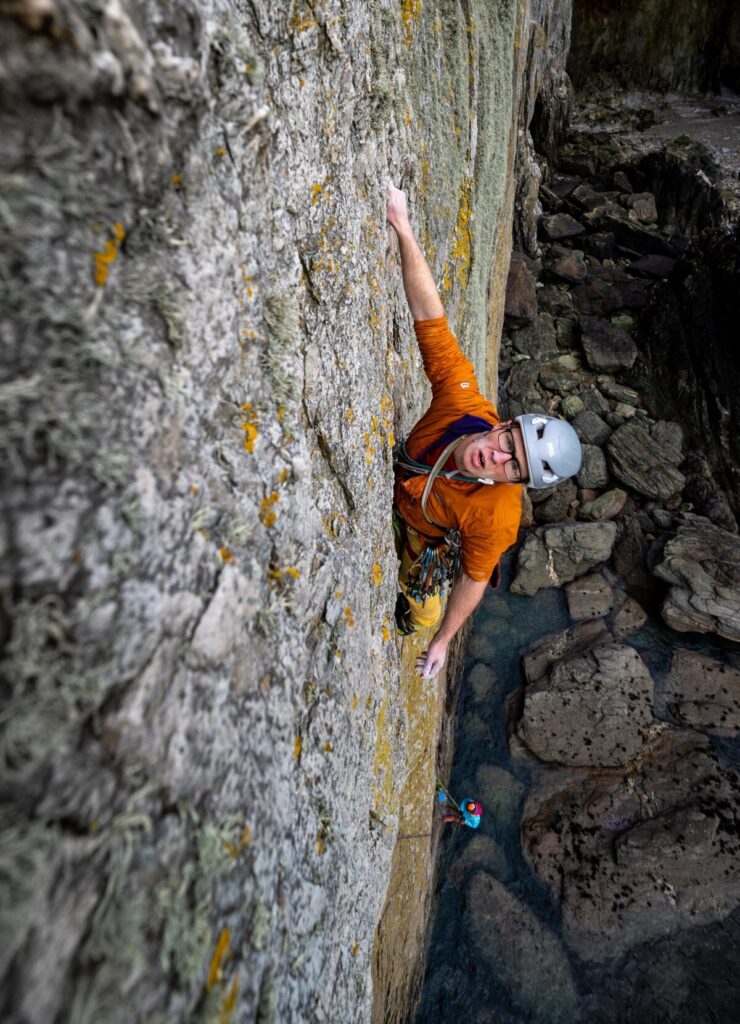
[{"x1": 515, "y1": 413, "x2": 582, "y2": 489}]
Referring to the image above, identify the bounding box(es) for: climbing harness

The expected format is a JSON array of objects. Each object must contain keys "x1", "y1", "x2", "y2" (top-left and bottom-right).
[{"x1": 393, "y1": 436, "x2": 468, "y2": 602}]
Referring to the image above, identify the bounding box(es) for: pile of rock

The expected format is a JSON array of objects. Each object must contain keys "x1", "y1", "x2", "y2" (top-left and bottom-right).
[{"x1": 502, "y1": 160, "x2": 740, "y2": 640}]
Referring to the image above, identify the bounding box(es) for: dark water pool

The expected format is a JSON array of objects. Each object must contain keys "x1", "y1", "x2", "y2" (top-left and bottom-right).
[{"x1": 414, "y1": 556, "x2": 740, "y2": 1024}]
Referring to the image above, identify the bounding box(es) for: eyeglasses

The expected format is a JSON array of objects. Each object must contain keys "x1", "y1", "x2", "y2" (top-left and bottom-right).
[{"x1": 496, "y1": 427, "x2": 528, "y2": 484}]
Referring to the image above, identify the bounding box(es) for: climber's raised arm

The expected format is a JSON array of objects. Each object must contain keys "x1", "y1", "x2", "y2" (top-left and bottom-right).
[{"x1": 387, "y1": 180, "x2": 444, "y2": 323}]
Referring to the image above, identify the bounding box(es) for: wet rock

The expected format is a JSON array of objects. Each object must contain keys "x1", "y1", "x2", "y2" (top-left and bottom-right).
[
  {"x1": 549, "y1": 174, "x2": 581, "y2": 198},
  {"x1": 547, "y1": 249, "x2": 588, "y2": 283},
  {"x1": 577, "y1": 444, "x2": 609, "y2": 490},
  {"x1": 537, "y1": 284, "x2": 574, "y2": 315},
  {"x1": 607, "y1": 422, "x2": 685, "y2": 500},
  {"x1": 570, "y1": 184, "x2": 614, "y2": 211},
  {"x1": 577, "y1": 386, "x2": 611, "y2": 414},
  {"x1": 565, "y1": 572, "x2": 614, "y2": 620},
  {"x1": 628, "y1": 254, "x2": 676, "y2": 278},
  {"x1": 542, "y1": 212, "x2": 585, "y2": 240},
  {"x1": 625, "y1": 192, "x2": 658, "y2": 223},
  {"x1": 506, "y1": 357, "x2": 541, "y2": 402},
  {"x1": 609, "y1": 277, "x2": 651, "y2": 310},
  {"x1": 649, "y1": 420, "x2": 684, "y2": 461},
  {"x1": 465, "y1": 873, "x2": 579, "y2": 1024},
  {"x1": 589, "y1": 207, "x2": 678, "y2": 257},
  {"x1": 607, "y1": 590, "x2": 647, "y2": 639},
  {"x1": 572, "y1": 410, "x2": 611, "y2": 446},
  {"x1": 665, "y1": 650, "x2": 740, "y2": 737},
  {"x1": 510, "y1": 313, "x2": 557, "y2": 358},
  {"x1": 510, "y1": 521, "x2": 618, "y2": 596},
  {"x1": 467, "y1": 662, "x2": 498, "y2": 702},
  {"x1": 653, "y1": 518, "x2": 740, "y2": 642},
  {"x1": 521, "y1": 729, "x2": 740, "y2": 963},
  {"x1": 613, "y1": 171, "x2": 633, "y2": 193},
  {"x1": 581, "y1": 316, "x2": 637, "y2": 372},
  {"x1": 522, "y1": 620, "x2": 611, "y2": 685},
  {"x1": 475, "y1": 765, "x2": 526, "y2": 832},
  {"x1": 448, "y1": 835, "x2": 510, "y2": 885},
  {"x1": 517, "y1": 642, "x2": 654, "y2": 767},
  {"x1": 505, "y1": 253, "x2": 538, "y2": 325}
]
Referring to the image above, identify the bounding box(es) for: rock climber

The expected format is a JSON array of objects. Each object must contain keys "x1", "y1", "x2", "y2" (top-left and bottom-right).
[
  {"x1": 387, "y1": 180, "x2": 582, "y2": 679},
  {"x1": 437, "y1": 790, "x2": 482, "y2": 829}
]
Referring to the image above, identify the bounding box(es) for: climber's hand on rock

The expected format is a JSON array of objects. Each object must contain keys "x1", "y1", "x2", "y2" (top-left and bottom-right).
[
  {"x1": 387, "y1": 179, "x2": 410, "y2": 234},
  {"x1": 415, "y1": 635, "x2": 448, "y2": 679}
]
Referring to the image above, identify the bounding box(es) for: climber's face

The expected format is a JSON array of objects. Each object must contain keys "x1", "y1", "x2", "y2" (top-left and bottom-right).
[{"x1": 454, "y1": 423, "x2": 529, "y2": 483}]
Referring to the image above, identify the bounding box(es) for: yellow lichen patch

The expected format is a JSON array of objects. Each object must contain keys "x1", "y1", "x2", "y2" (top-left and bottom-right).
[
  {"x1": 447, "y1": 177, "x2": 474, "y2": 289},
  {"x1": 351, "y1": 693, "x2": 359, "y2": 711},
  {"x1": 259, "y1": 492, "x2": 279, "y2": 527},
  {"x1": 363, "y1": 431, "x2": 376, "y2": 465},
  {"x1": 293, "y1": 735, "x2": 302, "y2": 759},
  {"x1": 315, "y1": 832, "x2": 326, "y2": 855},
  {"x1": 344, "y1": 407, "x2": 355, "y2": 425},
  {"x1": 278, "y1": 468, "x2": 289, "y2": 485},
  {"x1": 219, "y1": 546, "x2": 235, "y2": 564},
  {"x1": 240, "y1": 825, "x2": 251, "y2": 847},
  {"x1": 207, "y1": 929, "x2": 231, "y2": 991},
  {"x1": 344, "y1": 605, "x2": 355, "y2": 628},
  {"x1": 372, "y1": 696, "x2": 395, "y2": 815},
  {"x1": 92, "y1": 222, "x2": 126, "y2": 287},
  {"x1": 323, "y1": 741, "x2": 333, "y2": 753},
  {"x1": 372, "y1": 563, "x2": 383, "y2": 586},
  {"x1": 241, "y1": 403, "x2": 259, "y2": 454},
  {"x1": 401, "y1": 0, "x2": 422, "y2": 47},
  {"x1": 219, "y1": 976, "x2": 239, "y2": 1024},
  {"x1": 310, "y1": 182, "x2": 324, "y2": 205},
  {"x1": 191, "y1": 484, "x2": 199, "y2": 495},
  {"x1": 215, "y1": 146, "x2": 226, "y2": 159},
  {"x1": 381, "y1": 620, "x2": 391, "y2": 643},
  {"x1": 276, "y1": 405, "x2": 286, "y2": 423},
  {"x1": 171, "y1": 173, "x2": 182, "y2": 188},
  {"x1": 351, "y1": 941, "x2": 360, "y2": 956}
]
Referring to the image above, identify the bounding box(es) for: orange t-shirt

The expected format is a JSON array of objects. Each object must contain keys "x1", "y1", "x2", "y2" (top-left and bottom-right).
[{"x1": 394, "y1": 316, "x2": 522, "y2": 582}]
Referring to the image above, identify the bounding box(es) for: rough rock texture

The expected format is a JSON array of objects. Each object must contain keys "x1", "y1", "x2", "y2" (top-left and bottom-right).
[
  {"x1": 521, "y1": 728, "x2": 740, "y2": 962},
  {"x1": 607, "y1": 422, "x2": 685, "y2": 500},
  {"x1": 565, "y1": 572, "x2": 614, "y2": 620},
  {"x1": 580, "y1": 316, "x2": 637, "y2": 372},
  {"x1": 665, "y1": 649, "x2": 740, "y2": 738},
  {"x1": 517, "y1": 642, "x2": 654, "y2": 767},
  {"x1": 465, "y1": 872, "x2": 579, "y2": 1024},
  {"x1": 0, "y1": 2, "x2": 543, "y2": 1022},
  {"x1": 579, "y1": 488, "x2": 627, "y2": 521},
  {"x1": 511, "y1": 521, "x2": 617, "y2": 596},
  {"x1": 653, "y1": 517, "x2": 740, "y2": 642}
]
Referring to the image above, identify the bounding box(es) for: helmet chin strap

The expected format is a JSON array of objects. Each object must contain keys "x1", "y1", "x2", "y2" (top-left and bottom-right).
[{"x1": 477, "y1": 478, "x2": 495, "y2": 486}]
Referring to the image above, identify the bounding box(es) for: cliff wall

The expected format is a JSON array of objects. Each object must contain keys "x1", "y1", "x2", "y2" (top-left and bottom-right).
[{"x1": 0, "y1": 2, "x2": 570, "y2": 1021}]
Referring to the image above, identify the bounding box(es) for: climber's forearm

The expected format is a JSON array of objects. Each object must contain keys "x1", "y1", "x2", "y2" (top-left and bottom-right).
[
  {"x1": 434, "y1": 573, "x2": 487, "y2": 643},
  {"x1": 387, "y1": 182, "x2": 444, "y2": 322}
]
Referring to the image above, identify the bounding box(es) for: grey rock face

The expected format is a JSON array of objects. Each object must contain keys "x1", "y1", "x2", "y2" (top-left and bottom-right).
[
  {"x1": 510, "y1": 521, "x2": 618, "y2": 596},
  {"x1": 521, "y1": 729, "x2": 740, "y2": 962},
  {"x1": 665, "y1": 650, "x2": 740, "y2": 737},
  {"x1": 565, "y1": 572, "x2": 614, "y2": 620},
  {"x1": 653, "y1": 518, "x2": 740, "y2": 641},
  {"x1": 607, "y1": 422, "x2": 686, "y2": 500},
  {"x1": 517, "y1": 642, "x2": 654, "y2": 766},
  {"x1": 580, "y1": 315, "x2": 637, "y2": 371},
  {"x1": 465, "y1": 873, "x2": 579, "y2": 1024}
]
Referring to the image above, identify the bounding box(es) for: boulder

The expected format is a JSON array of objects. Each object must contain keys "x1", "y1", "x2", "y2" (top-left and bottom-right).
[
  {"x1": 664, "y1": 650, "x2": 740, "y2": 737},
  {"x1": 607, "y1": 590, "x2": 647, "y2": 639},
  {"x1": 465, "y1": 873, "x2": 579, "y2": 1024},
  {"x1": 474, "y1": 765, "x2": 526, "y2": 832},
  {"x1": 625, "y1": 192, "x2": 658, "y2": 223},
  {"x1": 606, "y1": 422, "x2": 685, "y2": 500},
  {"x1": 577, "y1": 444, "x2": 609, "y2": 490},
  {"x1": 565, "y1": 572, "x2": 614, "y2": 621},
  {"x1": 547, "y1": 249, "x2": 588, "y2": 284},
  {"x1": 537, "y1": 284, "x2": 573, "y2": 315},
  {"x1": 555, "y1": 314, "x2": 580, "y2": 349},
  {"x1": 653, "y1": 518, "x2": 740, "y2": 642},
  {"x1": 510, "y1": 521, "x2": 618, "y2": 596},
  {"x1": 597, "y1": 378, "x2": 640, "y2": 406},
  {"x1": 570, "y1": 184, "x2": 614, "y2": 211},
  {"x1": 572, "y1": 410, "x2": 611, "y2": 446},
  {"x1": 682, "y1": 452, "x2": 737, "y2": 533},
  {"x1": 517, "y1": 642, "x2": 654, "y2": 767},
  {"x1": 577, "y1": 487, "x2": 626, "y2": 520},
  {"x1": 538, "y1": 363, "x2": 580, "y2": 393},
  {"x1": 572, "y1": 281, "x2": 623, "y2": 316},
  {"x1": 628, "y1": 254, "x2": 676, "y2": 278},
  {"x1": 542, "y1": 212, "x2": 585, "y2": 240},
  {"x1": 510, "y1": 313, "x2": 557, "y2": 358},
  {"x1": 532, "y1": 480, "x2": 578, "y2": 525},
  {"x1": 613, "y1": 171, "x2": 633, "y2": 193},
  {"x1": 588, "y1": 207, "x2": 678, "y2": 257},
  {"x1": 521, "y1": 619, "x2": 610, "y2": 686},
  {"x1": 447, "y1": 836, "x2": 510, "y2": 885},
  {"x1": 560, "y1": 394, "x2": 585, "y2": 419},
  {"x1": 580, "y1": 316, "x2": 637, "y2": 372},
  {"x1": 505, "y1": 253, "x2": 538, "y2": 325},
  {"x1": 581, "y1": 232, "x2": 615, "y2": 259},
  {"x1": 649, "y1": 420, "x2": 683, "y2": 462},
  {"x1": 521, "y1": 729, "x2": 740, "y2": 962}
]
